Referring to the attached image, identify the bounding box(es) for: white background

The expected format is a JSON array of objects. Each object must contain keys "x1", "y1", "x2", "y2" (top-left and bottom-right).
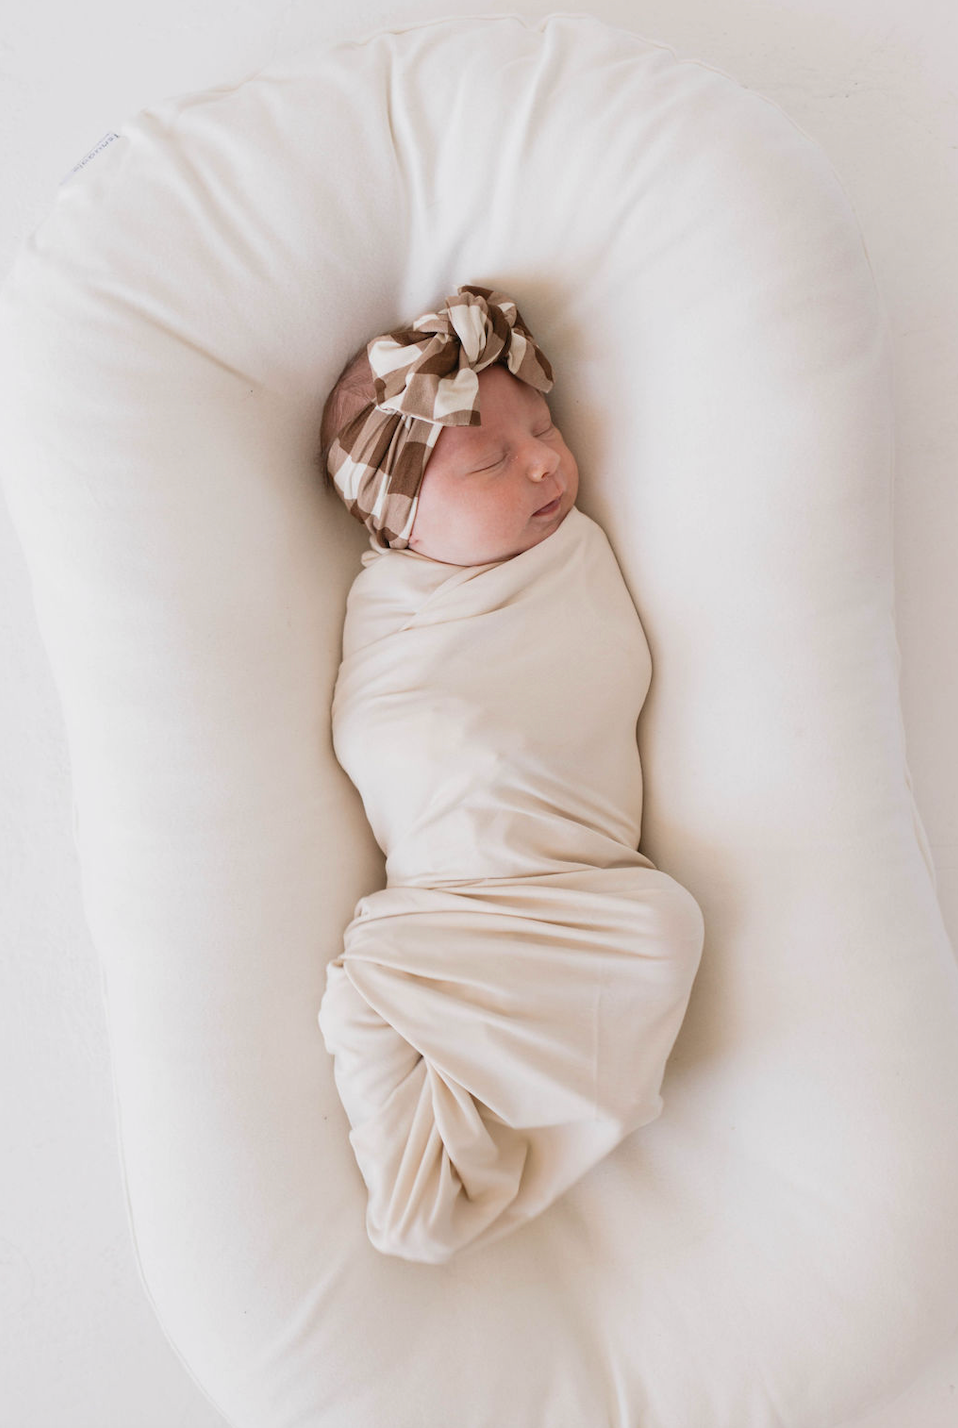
[{"x1": 1, "y1": 3, "x2": 955, "y2": 1424}]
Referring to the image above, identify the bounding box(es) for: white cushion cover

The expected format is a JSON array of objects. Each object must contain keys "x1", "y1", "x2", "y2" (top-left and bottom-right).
[{"x1": 2, "y1": 11, "x2": 958, "y2": 1427}]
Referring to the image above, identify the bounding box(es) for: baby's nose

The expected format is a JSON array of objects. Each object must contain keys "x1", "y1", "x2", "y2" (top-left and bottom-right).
[
  {"x1": 524, "y1": 439, "x2": 551, "y2": 469},
  {"x1": 531, "y1": 452, "x2": 559, "y2": 479}
]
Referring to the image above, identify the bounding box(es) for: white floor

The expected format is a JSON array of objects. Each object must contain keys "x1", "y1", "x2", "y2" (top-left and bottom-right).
[{"x1": 1, "y1": 2, "x2": 955, "y2": 1425}]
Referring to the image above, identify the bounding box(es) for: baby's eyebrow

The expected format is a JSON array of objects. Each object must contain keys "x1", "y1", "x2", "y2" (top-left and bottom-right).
[{"x1": 470, "y1": 401, "x2": 552, "y2": 458}]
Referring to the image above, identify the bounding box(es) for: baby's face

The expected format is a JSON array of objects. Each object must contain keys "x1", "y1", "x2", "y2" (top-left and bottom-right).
[{"x1": 406, "y1": 364, "x2": 579, "y2": 565}]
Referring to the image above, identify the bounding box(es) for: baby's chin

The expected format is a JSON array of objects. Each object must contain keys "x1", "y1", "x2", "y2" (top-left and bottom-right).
[{"x1": 411, "y1": 503, "x2": 573, "y2": 567}]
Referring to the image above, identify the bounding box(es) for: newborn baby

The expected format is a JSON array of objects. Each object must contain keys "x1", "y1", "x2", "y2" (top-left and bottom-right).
[{"x1": 317, "y1": 285, "x2": 705, "y2": 1265}]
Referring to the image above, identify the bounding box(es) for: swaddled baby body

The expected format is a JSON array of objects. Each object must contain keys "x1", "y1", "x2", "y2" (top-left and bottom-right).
[{"x1": 317, "y1": 288, "x2": 704, "y2": 1264}]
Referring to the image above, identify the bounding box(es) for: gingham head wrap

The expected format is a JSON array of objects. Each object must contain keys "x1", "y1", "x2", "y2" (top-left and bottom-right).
[{"x1": 326, "y1": 284, "x2": 555, "y2": 550}]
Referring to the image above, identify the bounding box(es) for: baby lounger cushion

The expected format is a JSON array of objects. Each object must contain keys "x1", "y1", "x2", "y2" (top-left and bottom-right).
[{"x1": 2, "y1": 10, "x2": 958, "y2": 1428}]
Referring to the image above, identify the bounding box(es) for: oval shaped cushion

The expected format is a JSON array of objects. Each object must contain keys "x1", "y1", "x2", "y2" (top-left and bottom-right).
[{"x1": 3, "y1": 11, "x2": 958, "y2": 1428}]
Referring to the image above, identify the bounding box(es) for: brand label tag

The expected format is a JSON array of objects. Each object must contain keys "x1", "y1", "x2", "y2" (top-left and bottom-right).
[{"x1": 59, "y1": 131, "x2": 120, "y2": 187}]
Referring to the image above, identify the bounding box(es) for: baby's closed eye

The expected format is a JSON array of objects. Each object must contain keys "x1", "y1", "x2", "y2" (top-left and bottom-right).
[{"x1": 476, "y1": 424, "x2": 557, "y2": 471}]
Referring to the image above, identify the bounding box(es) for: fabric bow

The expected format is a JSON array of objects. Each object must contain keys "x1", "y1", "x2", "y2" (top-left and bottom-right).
[{"x1": 326, "y1": 284, "x2": 555, "y2": 550}]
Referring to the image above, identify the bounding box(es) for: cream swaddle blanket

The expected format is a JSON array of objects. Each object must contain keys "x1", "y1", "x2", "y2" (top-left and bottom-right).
[{"x1": 318, "y1": 504, "x2": 705, "y2": 1263}]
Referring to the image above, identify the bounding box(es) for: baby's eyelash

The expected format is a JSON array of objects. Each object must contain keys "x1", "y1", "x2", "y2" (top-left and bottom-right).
[{"x1": 476, "y1": 425, "x2": 555, "y2": 471}]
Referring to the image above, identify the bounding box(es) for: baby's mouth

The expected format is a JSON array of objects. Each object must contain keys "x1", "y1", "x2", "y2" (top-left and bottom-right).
[{"x1": 533, "y1": 493, "x2": 562, "y2": 516}]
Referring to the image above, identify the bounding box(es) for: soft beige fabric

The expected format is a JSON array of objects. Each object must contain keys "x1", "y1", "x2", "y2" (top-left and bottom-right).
[
  {"x1": 318, "y1": 506, "x2": 704, "y2": 1261},
  {"x1": 2, "y1": 11, "x2": 958, "y2": 1428}
]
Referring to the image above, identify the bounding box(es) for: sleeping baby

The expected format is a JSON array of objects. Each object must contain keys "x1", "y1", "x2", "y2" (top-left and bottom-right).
[{"x1": 316, "y1": 284, "x2": 705, "y2": 1265}]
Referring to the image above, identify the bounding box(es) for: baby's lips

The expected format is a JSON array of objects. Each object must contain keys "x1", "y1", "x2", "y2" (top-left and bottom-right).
[{"x1": 534, "y1": 489, "x2": 563, "y2": 514}]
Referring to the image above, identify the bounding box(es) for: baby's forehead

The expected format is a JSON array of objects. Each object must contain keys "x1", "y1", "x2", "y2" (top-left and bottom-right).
[
  {"x1": 469, "y1": 384, "x2": 548, "y2": 439},
  {"x1": 478, "y1": 369, "x2": 550, "y2": 414}
]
